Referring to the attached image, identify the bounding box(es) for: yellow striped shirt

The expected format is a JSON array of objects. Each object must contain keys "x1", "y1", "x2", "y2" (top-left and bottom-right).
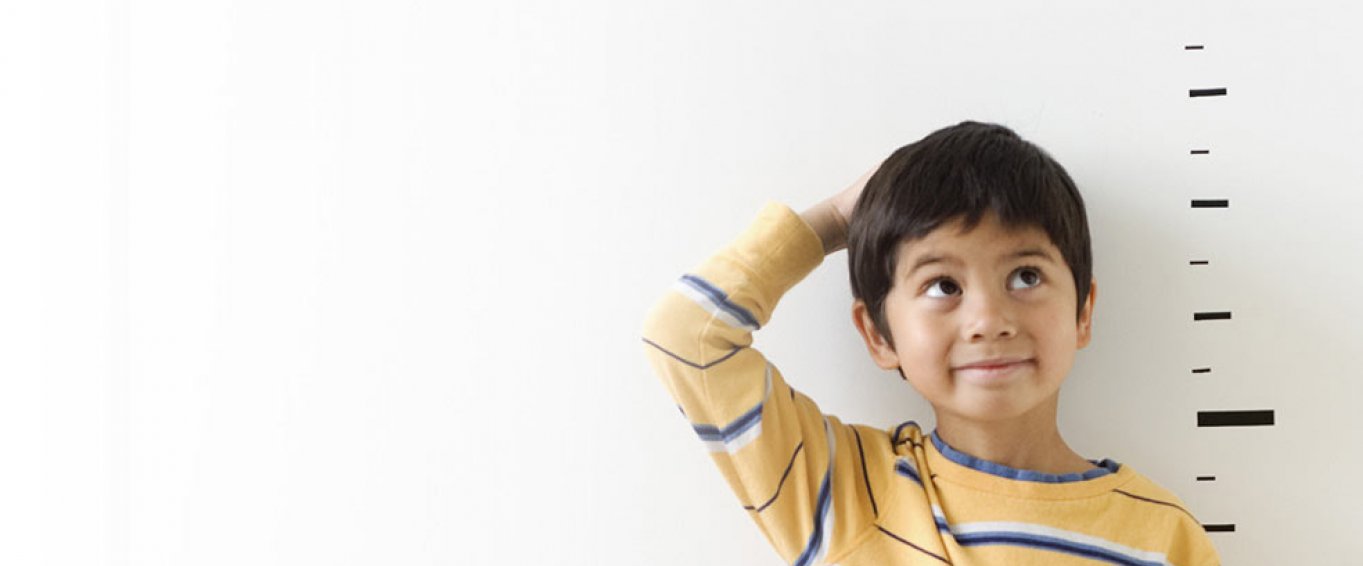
[{"x1": 641, "y1": 201, "x2": 1221, "y2": 565}]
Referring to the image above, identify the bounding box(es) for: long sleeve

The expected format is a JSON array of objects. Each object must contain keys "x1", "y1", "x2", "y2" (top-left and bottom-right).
[{"x1": 640, "y1": 201, "x2": 877, "y2": 565}]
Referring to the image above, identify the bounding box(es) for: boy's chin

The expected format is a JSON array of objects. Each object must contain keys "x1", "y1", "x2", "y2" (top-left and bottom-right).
[{"x1": 934, "y1": 398, "x2": 1051, "y2": 424}]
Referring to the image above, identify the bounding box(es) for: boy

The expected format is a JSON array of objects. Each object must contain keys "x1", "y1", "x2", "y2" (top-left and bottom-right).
[{"x1": 640, "y1": 121, "x2": 1220, "y2": 565}]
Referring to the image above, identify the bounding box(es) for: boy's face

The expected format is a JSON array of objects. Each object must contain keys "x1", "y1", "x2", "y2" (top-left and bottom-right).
[{"x1": 852, "y1": 211, "x2": 1096, "y2": 423}]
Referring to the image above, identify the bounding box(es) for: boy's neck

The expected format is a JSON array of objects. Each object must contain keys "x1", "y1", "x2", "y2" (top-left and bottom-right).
[{"x1": 932, "y1": 395, "x2": 1095, "y2": 475}]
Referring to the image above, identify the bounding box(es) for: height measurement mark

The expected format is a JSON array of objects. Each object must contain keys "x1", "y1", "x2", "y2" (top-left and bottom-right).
[
  {"x1": 1198, "y1": 410, "x2": 1275, "y2": 427},
  {"x1": 1190, "y1": 88, "x2": 1228, "y2": 97},
  {"x1": 1185, "y1": 41, "x2": 1237, "y2": 535}
]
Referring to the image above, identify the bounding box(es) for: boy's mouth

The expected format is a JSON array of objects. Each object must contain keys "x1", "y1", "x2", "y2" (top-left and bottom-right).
[
  {"x1": 952, "y1": 357, "x2": 1034, "y2": 383},
  {"x1": 954, "y1": 356, "x2": 1030, "y2": 370}
]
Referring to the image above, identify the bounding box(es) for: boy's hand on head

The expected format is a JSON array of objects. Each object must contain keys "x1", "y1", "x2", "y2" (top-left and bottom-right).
[
  {"x1": 802, "y1": 163, "x2": 882, "y2": 255},
  {"x1": 830, "y1": 164, "x2": 879, "y2": 227}
]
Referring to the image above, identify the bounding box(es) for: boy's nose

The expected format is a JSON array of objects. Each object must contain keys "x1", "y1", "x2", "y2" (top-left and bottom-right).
[{"x1": 961, "y1": 290, "x2": 1018, "y2": 342}]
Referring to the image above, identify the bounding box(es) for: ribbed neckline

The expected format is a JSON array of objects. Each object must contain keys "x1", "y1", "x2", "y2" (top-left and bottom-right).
[
  {"x1": 904, "y1": 423, "x2": 1135, "y2": 499},
  {"x1": 930, "y1": 430, "x2": 1121, "y2": 483}
]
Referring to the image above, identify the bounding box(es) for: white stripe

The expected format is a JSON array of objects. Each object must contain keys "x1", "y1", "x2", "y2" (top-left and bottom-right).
[
  {"x1": 702, "y1": 366, "x2": 771, "y2": 453},
  {"x1": 703, "y1": 422, "x2": 763, "y2": 453},
  {"x1": 948, "y1": 521, "x2": 1170, "y2": 565},
  {"x1": 673, "y1": 279, "x2": 757, "y2": 331}
]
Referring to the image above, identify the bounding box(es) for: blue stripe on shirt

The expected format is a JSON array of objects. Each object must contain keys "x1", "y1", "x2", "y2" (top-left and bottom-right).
[
  {"x1": 677, "y1": 274, "x2": 760, "y2": 330},
  {"x1": 954, "y1": 531, "x2": 1166, "y2": 566},
  {"x1": 894, "y1": 458, "x2": 922, "y2": 485}
]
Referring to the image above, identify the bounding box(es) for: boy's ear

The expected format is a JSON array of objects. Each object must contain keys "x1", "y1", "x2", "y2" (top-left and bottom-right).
[
  {"x1": 1076, "y1": 278, "x2": 1097, "y2": 349},
  {"x1": 851, "y1": 299, "x2": 902, "y2": 370}
]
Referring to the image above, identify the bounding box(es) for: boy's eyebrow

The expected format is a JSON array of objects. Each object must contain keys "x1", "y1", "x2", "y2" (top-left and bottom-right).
[
  {"x1": 1009, "y1": 247, "x2": 1057, "y2": 264},
  {"x1": 905, "y1": 253, "x2": 958, "y2": 279},
  {"x1": 905, "y1": 247, "x2": 1058, "y2": 279}
]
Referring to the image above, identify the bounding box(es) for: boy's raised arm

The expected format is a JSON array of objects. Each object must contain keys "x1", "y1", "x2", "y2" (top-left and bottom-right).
[{"x1": 639, "y1": 167, "x2": 877, "y2": 565}]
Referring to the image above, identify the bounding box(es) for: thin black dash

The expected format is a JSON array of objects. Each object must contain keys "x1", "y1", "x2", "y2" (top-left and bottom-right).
[
  {"x1": 1194, "y1": 311, "x2": 1232, "y2": 321},
  {"x1": 1203, "y1": 524, "x2": 1236, "y2": 533},
  {"x1": 1190, "y1": 88, "x2": 1228, "y2": 97},
  {"x1": 1191, "y1": 149, "x2": 1210, "y2": 155},
  {"x1": 1185, "y1": 45, "x2": 1205, "y2": 50},
  {"x1": 1190, "y1": 260, "x2": 1209, "y2": 265},
  {"x1": 1191, "y1": 199, "x2": 1229, "y2": 208},
  {"x1": 1196, "y1": 476, "x2": 1217, "y2": 481},
  {"x1": 1198, "y1": 410, "x2": 1275, "y2": 427},
  {"x1": 1192, "y1": 368, "x2": 1211, "y2": 374}
]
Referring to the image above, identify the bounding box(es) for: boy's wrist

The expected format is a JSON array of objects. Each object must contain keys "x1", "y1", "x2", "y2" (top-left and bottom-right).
[{"x1": 799, "y1": 200, "x2": 848, "y2": 255}]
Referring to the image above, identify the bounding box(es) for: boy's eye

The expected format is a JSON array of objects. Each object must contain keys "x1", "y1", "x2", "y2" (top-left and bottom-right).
[
  {"x1": 1008, "y1": 266, "x2": 1043, "y2": 290},
  {"x1": 925, "y1": 278, "x2": 961, "y2": 298}
]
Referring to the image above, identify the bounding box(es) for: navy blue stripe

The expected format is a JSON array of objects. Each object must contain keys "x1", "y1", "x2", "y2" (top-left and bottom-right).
[
  {"x1": 892, "y1": 420, "x2": 920, "y2": 447},
  {"x1": 691, "y1": 397, "x2": 763, "y2": 443},
  {"x1": 955, "y1": 533, "x2": 1159, "y2": 566},
  {"x1": 681, "y1": 274, "x2": 760, "y2": 329},
  {"x1": 895, "y1": 459, "x2": 922, "y2": 485},
  {"x1": 792, "y1": 462, "x2": 834, "y2": 566}
]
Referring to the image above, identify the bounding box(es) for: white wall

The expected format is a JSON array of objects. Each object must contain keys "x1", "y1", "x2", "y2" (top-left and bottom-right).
[{"x1": 3, "y1": 1, "x2": 1360, "y2": 564}]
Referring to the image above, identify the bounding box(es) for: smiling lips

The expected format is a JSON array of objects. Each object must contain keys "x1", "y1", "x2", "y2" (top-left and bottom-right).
[{"x1": 953, "y1": 357, "x2": 1033, "y2": 380}]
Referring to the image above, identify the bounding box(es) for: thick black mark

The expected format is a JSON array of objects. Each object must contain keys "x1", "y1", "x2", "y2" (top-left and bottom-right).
[
  {"x1": 1198, "y1": 410, "x2": 1274, "y2": 427},
  {"x1": 1190, "y1": 88, "x2": 1227, "y2": 97}
]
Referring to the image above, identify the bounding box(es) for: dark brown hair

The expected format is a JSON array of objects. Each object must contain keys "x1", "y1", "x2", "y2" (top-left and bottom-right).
[{"x1": 847, "y1": 120, "x2": 1092, "y2": 350}]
